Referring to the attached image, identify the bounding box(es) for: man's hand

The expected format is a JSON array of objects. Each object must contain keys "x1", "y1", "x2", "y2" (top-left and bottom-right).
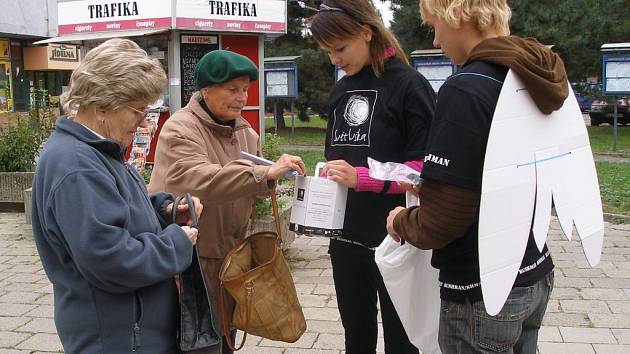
[{"x1": 386, "y1": 206, "x2": 406, "y2": 242}]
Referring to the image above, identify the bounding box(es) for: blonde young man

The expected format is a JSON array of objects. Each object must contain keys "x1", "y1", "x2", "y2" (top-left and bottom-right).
[{"x1": 386, "y1": 1, "x2": 568, "y2": 353}]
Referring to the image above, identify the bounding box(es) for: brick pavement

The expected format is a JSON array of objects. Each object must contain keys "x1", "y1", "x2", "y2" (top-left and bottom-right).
[{"x1": 0, "y1": 212, "x2": 629, "y2": 353}]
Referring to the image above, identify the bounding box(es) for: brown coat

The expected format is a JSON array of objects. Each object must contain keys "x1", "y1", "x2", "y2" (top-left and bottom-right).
[{"x1": 148, "y1": 92, "x2": 273, "y2": 340}]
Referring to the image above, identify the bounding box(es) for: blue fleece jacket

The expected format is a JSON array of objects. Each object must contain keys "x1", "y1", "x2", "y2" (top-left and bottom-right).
[{"x1": 31, "y1": 117, "x2": 194, "y2": 353}]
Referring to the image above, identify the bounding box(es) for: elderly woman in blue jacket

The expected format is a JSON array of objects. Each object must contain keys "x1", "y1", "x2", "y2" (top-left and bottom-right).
[{"x1": 31, "y1": 38, "x2": 201, "y2": 354}]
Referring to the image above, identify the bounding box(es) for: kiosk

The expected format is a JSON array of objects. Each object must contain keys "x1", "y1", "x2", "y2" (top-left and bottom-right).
[{"x1": 35, "y1": 0, "x2": 288, "y2": 169}]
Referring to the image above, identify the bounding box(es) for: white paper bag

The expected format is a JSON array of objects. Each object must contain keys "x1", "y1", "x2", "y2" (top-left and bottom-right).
[
  {"x1": 289, "y1": 162, "x2": 348, "y2": 237},
  {"x1": 375, "y1": 236, "x2": 441, "y2": 354}
]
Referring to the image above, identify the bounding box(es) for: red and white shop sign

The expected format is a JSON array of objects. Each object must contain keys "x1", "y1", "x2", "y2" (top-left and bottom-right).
[
  {"x1": 176, "y1": 0, "x2": 287, "y2": 34},
  {"x1": 57, "y1": 0, "x2": 172, "y2": 34}
]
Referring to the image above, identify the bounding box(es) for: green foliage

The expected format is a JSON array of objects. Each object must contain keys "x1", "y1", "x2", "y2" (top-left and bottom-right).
[
  {"x1": 262, "y1": 133, "x2": 282, "y2": 161},
  {"x1": 588, "y1": 126, "x2": 630, "y2": 157},
  {"x1": 388, "y1": 0, "x2": 434, "y2": 55},
  {"x1": 140, "y1": 168, "x2": 152, "y2": 184},
  {"x1": 0, "y1": 116, "x2": 47, "y2": 172},
  {"x1": 596, "y1": 161, "x2": 630, "y2": 216},
  {"x1": 388, "y1": 0, "x2": 630, "y2": 81},
  {"x1": 255, "y1": 196, "x2": 286, "y2": 219},
  {"x1": 0, "y1": 89, "x2": 54, "y2": 172}
]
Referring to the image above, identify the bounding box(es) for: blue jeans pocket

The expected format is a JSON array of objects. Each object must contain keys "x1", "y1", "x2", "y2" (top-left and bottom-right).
[{"x1": 472, "y1": 287, "x2": 533, "y2": 352}]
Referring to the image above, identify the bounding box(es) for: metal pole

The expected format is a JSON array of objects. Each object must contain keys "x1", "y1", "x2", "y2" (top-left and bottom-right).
[
  {"x1": 613, "y1": 97, "x2": 618, "y2": 151},
  {"x1": 291, "y1": 99, "x2": 295, "y2": 143},
  {"x1": 273, "y1": 101, "x2": 277, "y2": 134}
]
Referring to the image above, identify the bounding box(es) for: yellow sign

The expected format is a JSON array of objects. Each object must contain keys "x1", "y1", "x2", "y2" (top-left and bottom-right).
[
  {"x1": 48, "y1": 44, "x2": 79, "y2": 62},
  {"x1": 0, "y1": 40, "x2": 9, "y2": 59}
]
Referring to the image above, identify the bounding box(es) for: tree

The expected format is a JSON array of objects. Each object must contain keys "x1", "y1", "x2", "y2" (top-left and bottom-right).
[
  {"x1": 388, "y1": 0, "x2": 434, "y2": 55},
  {"x1": 388, "y1": 0, "x2": 630, "y2": 82},
  {"x1": 264, "y1": 1, "x2": 333, "y2": 129},
  {"x1": 509, "y1": 0, "x2": 629, "y2": 82}
]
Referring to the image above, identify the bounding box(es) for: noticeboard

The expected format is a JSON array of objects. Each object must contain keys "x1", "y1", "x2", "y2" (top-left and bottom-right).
[
  {"x1": 415, "y1": 60, "x2": 456, "y2": 93},
  {"x1": 603, "y1": 55, "x2": 630, "y2": 95},
  {"x1": 179, "y1": 34, "x2": 219, "y2": 106},
  {"x1": 264, "y1": 64, "x2": 298, "y2": 98}
]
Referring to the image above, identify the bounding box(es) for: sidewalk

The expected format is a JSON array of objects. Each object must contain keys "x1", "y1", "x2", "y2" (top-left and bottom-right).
[{"x1": 1, "y1": 213, "x2": 629, "y2": 353}]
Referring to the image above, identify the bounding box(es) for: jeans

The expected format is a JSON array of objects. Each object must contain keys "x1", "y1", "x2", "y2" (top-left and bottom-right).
[
  {"x1": 331, "y1": 251, "x2": 419, "y2": 354},
  {"x1": 438, "y1": 271, "x2": 554, "y2": 354}
]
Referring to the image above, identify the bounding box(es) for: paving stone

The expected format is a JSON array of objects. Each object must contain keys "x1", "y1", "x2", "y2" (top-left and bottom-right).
[
  {"x1": 295, "y1": 283, "x2": 316, "y2": 295},
  {"x1": 559, "y1": 300, "x2": 611, "y2": 314},
  {"x1": 580, "y1": 288, "x2": 628, "y2": 301},
  {"x1": 588, "y1": 313, "x2": 630, "y2": 328},
  {"x1": 298, "y1": 294, "x2": 330, "y2": 308},
  {"x1": 239, "y1": 347, "x2": 285, "y2": 354},
  {"x1": 607, "y1": 301, "x2": 630, "y2": 314},
  {"x1": 34, "y1": 294, "x2": 53, "y2": 305},
  {"x1": 550, "y1": 287, "x2": 581, "y2": 300},
  {"x1": 0, "y1": 331, "x2": 31, "y2": 348},
  {"x1": 15, "y1": 333, "x2": 63, "y2": 352},
  {"x1": 23, "y1": 305, "x2": 54, "y2": 318},
  {"x1": 0, "y1": 291, "x2": 45, "y2": 304},
  {"x1": 312, "y1": 333, "x2": 345, "y2": 350},
  {"x1": 0, "y1": 303, "x2": 36, "y2": 316},
  {"x1": 591, "y1": 278, "x2": 630, "y2": 289},
  {"x1": 258, "y1": 332, "x2": 317, "y2": 348},
  {"x1": 538, "y1": 326, "x2": 562, "y2": 342},
  {"x1": 561, "y1": 268, "x2": 605, "y2": 278},
  {"x1": 305, "y1": 320, "x2": 344, "y2": 335},
  {"x1": 593, "y1": 344, "x2": 630, "y2": 353},
  {"x1": 542, "y1": 313, "x2": 592, "y2": 327},
  {"x1": 554, "y1": 276, "x2": 593, "y2": 288},
  {"x1": 15, "y1": 318, "x2": 57, "y2": 334},
  {"x1": 0, "y1": 350, "x2": 29, "y2": 354},
  {"x1": 546, "y1": 299, "x2": 561, "y2": 313},
  {"x1": 303, "y1": 308, "x2": 340, "y2": 321},
  {"x1": 537, "y1": 342, "x2": 595, "y2": 354},
  {"x1": 313, "y1": 284, "x2": 336, "y2": 296},
  {"x1": 285, "y1": 349, "x2": 341, "y2": 354},
  {"x1": 0, "y1": 316, "x2": 30, "y2": 331},
  {"x1": 612, "y1": 329, "x2": 630, "y2": 344},
  {"x1": 559, "y1": 327, "x2": 617, "y2": 344}
]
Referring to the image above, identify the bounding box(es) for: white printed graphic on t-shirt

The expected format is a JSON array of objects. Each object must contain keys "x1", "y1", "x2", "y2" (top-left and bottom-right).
[{"x1": 331, "y1": 90, "x2": 377, "y2": 147}]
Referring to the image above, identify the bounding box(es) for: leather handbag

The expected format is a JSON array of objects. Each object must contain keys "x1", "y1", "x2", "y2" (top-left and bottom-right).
[
  {"x1": 218, "y1": 191, "x2": 306, "y2": 351},
  {"x1": 173, "y1": 194, "x2": 221, "y2": 353}
]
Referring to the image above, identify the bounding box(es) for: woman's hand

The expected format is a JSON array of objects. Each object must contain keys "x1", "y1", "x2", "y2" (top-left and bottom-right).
[
  {"x1": 322, "y1": 160, "x2": 357, "y2": 189},
  {"x1": 267, "y1": 153, "x2": 306, "y2": 180},
  {"x1": 166, "y1": 196, "x2": 203, "y2": 226},
  {"x1": 386, "y1": 206, "x2": 406, "y2": 242},
  {"x1": 180, "y1": 226, "x2": 198, "y2": 245}
]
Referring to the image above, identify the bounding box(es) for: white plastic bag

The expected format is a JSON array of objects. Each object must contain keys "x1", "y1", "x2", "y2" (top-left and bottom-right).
[{"x1": 375, "y1": 237, "x2": 442, "y2": 354}]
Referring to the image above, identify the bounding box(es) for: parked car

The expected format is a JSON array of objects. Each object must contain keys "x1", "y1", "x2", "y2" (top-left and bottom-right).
[
  {"x1": 589, "y1": 97, "x2": 629, "y2": 126},
  {"x1": 575, "y1": 92, "x2": 594, "y2": 113}
]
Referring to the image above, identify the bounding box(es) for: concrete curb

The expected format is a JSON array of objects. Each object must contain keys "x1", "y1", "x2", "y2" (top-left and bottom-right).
[{"x1": 604, "y1": 212, "x2": 630, "y2": 224}]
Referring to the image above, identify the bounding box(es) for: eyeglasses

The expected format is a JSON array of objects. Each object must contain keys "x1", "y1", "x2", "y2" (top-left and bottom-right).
[{"x1": 125, "y1": 105, "x2": 150, "y2": 119}]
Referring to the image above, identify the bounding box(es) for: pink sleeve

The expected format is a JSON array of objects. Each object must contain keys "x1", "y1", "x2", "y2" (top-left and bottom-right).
[{"x1": 354, "y1": 160, "x2": 424, "y2": 194}]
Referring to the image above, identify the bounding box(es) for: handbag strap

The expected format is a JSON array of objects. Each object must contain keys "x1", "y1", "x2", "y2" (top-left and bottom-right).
[
  {"x1": 171, "y1": 193, "x2": 198, "y2": 228},
  {"x1": 219, "y1": 282, "x2": 249, "y2": 351},
  {"x1": 270, "y1": 188, "x2": 281, "y2": 239}
]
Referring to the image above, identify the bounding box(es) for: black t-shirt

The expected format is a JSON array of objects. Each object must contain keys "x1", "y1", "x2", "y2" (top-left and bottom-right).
[
  {"x1": 422, "y1": 61, "x2": 554, "y2": 302},
  {"x1": 325, "y1": 58, "x2": 435, "y2": 252}
]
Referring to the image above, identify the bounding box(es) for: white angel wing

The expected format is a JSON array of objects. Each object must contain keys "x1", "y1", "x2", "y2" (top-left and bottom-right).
[{"x1": 479, "y1": 70, "x2": 604, "y2": 316}]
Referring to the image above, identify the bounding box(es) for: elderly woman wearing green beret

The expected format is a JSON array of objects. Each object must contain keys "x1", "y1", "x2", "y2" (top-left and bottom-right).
[{"x1": 149, "y1": 50, "x2": 305, "y2": 353}]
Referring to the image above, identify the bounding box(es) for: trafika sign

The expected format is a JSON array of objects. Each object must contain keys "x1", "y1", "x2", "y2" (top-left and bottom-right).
[
  {"x1": 57, "y1": 0, "x2": 172, "y2": 34},
  {"x1": 176, "y1": 0, "x2": 287, "y2": 33}
]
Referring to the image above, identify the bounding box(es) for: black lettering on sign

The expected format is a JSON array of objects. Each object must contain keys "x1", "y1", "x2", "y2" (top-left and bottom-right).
[{"x1": 179, "y1": 35, "x2": 219, "y2": 107}]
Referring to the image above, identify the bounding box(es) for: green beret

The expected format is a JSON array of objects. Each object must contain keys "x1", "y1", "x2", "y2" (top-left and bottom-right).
[{"x1": 195, "y1": 50, "x2": 259, "y2": 89}]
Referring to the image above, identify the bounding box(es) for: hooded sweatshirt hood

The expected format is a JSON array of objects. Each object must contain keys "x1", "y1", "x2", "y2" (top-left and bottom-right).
[{"x1": 466, "y1": 36, "x2": 568, "y2": 115}]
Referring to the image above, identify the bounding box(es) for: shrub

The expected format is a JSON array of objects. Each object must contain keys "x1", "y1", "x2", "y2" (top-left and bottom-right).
[
  {"x1": 256, "y1": 133, "x2": 287, "y2": 218},
  {"x1": 0, "y1": 89, "x2": 54, "y2": 172}
]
